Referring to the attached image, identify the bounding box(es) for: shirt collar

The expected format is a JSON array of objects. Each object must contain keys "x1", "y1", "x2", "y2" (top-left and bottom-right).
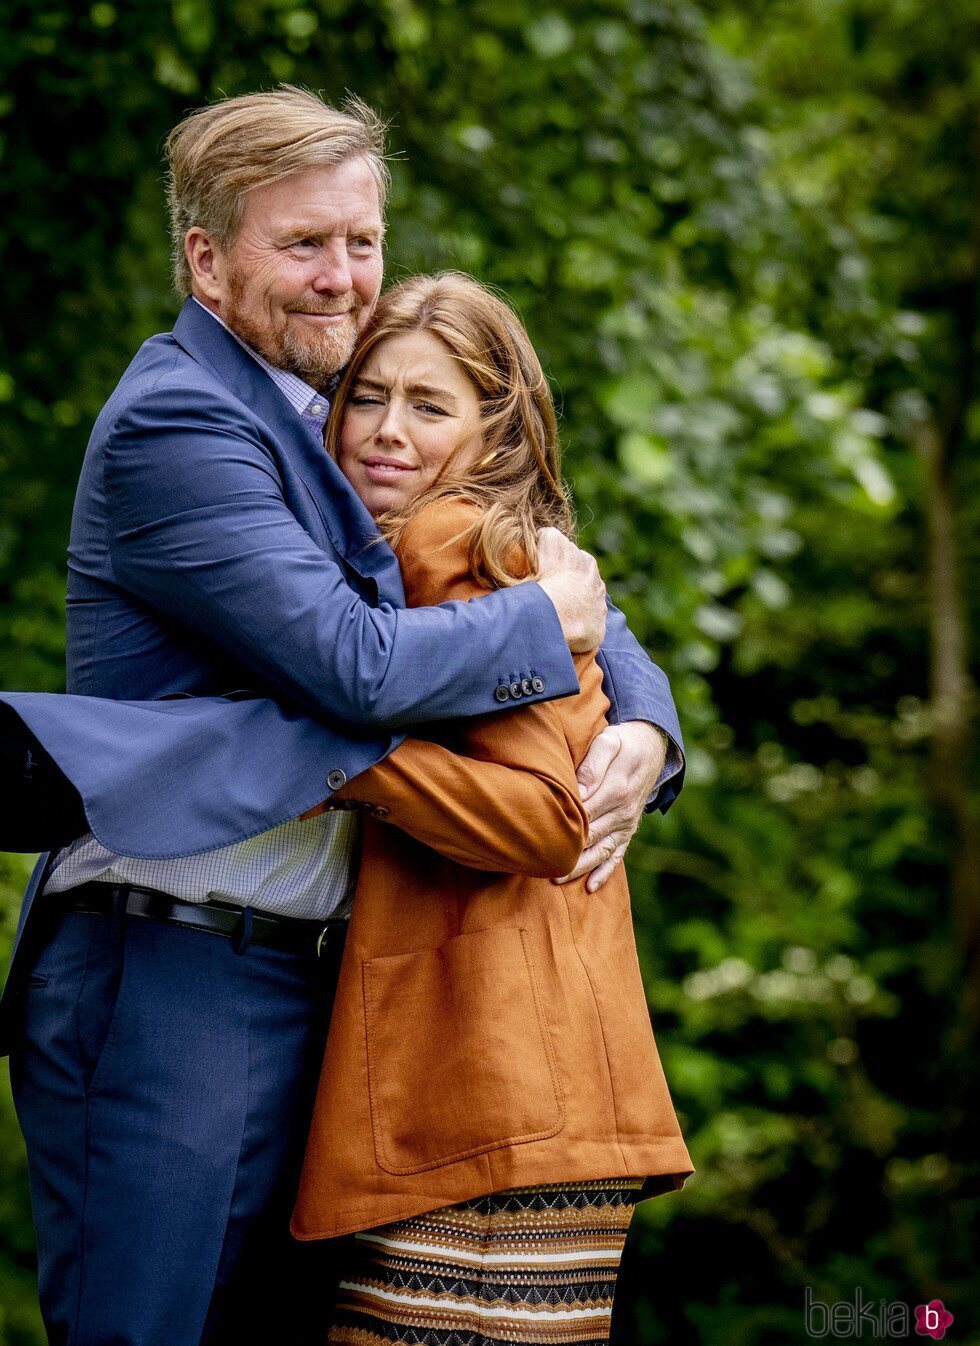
[{"x1": 191, "y1": 296, "x2": 337, "y2": 436}]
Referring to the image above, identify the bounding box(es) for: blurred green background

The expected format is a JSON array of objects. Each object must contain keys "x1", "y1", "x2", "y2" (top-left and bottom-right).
[{"x1": 1, "y1": 0, "x2": 978, "y2": 1341}]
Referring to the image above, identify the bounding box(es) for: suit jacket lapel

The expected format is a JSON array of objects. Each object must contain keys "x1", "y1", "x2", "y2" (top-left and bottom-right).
[{"x1": 170, "y1": 299, "x2": 404, "y2": 599}]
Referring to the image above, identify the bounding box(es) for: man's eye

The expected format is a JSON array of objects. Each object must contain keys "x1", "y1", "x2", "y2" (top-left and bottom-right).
[
  {"x1": 349, "y1": 236, "x2": 376, "y2": 250},
  {"x1": 292, "y1": 238, "x2": 317, "y2": 249},
  {"x1": 350, "y1": 394, "x2": 384, "y2": 406}
]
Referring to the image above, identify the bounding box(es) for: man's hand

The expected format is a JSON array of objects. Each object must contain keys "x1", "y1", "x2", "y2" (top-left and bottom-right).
[
  {"x1": 535, "y1": 528, "x2": 606, "y2": 653},
  {"x1": 557, "y1": 721, "x2": 667, "y2": 892}
]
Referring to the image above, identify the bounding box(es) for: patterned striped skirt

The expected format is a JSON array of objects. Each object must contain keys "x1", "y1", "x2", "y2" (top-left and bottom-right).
[{"x1": 326, "y1": 1177, "x2": 644, "y2": 1345}]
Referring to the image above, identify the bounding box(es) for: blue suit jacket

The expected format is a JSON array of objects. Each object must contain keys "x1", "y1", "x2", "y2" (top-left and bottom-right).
[{"x1": 0, "y1": 298, "x2": 685, "y2": 1050}]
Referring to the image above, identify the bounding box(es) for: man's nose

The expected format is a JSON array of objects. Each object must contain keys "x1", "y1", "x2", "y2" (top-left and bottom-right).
[{"x1": 311, "y1": 241, "x2": 353, "y2": 294}]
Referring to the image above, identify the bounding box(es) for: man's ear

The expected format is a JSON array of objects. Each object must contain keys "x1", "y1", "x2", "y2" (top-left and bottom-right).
[{"x1": 185, "y1": 227, "x2": 224, "y2": 306}]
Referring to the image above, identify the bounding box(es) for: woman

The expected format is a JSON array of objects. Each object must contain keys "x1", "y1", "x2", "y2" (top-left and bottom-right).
[{"x1": 290, "y1": 272, "x2": 694, "y2": 1344}]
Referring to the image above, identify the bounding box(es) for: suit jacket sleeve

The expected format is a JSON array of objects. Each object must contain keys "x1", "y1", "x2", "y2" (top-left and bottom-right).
[
  {"x1": 596, "y1": 604, "x2": 686, "y2": 815},
  {"x1": 329, "y1": 500, "x2": 588, "y2": 877},
  {"x1": 101, "y1": 389, "x2": 579, "y2": 729}
]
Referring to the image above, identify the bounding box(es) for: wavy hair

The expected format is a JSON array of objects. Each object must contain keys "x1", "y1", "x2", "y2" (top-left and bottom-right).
[
  {"x1": 325, "y1": 272, "x2": 575, "y2": 587},
  {"x1": 165, "y1": 85, "x2": 388, "y2": 296}
]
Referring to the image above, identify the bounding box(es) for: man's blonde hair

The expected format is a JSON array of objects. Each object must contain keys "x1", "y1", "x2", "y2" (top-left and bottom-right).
[{"x1": 164, "y1": 85, "x2": 389, "y2": 295}]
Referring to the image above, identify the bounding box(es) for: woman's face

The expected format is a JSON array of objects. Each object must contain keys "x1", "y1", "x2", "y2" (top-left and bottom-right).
[{"x1": 337, "y1": 330, "x2": 484, "y2": 518}]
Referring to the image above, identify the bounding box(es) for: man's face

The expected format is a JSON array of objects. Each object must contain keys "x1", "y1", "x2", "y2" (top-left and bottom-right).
[{"x1": 203, "y1": 159, "x2": 384, "y2": 391}]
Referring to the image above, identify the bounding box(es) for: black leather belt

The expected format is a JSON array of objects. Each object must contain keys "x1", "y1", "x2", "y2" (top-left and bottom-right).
[{"x1": 51, "y1": 881, "x2": 348, "y2": 959}]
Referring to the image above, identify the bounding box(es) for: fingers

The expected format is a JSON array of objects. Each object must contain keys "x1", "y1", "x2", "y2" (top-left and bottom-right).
[
  {"x1": 554, "y1": 837, "x2": 612, "y2": 884},
  {"x1": 585, "y1": 850, "x2": 625, "y2": 893},
  {"x1": 555, "y1": 720, "x2": 660, "y2": 891},
  {"x1": 536, "y1": 526, "x2": 572, "y2": 565},
  {"x1": 575, "y1": 726, "x2": 623, "y2": 802},
  {"x1": 537, "y1": 528, "x2": 586, "y2": 578},
  {"x1": 580, "y1": 769, "x2": 633, "y2": 829},
  {"x1": 535, "y1": 529, "x2": 607, "y2": 652},
  {"x1": 554, "y1": 820, "x2": 629, "y2": 885}
]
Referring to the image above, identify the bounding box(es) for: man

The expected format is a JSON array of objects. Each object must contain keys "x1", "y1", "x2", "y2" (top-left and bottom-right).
[{"x1": 1, "y1": 87, "x2": 684, "y2": 1345}]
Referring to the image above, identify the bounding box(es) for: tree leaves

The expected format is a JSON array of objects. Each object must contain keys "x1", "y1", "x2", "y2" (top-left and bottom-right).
[{"x1": 0, "y1": 0, "x2": 976, "y2": 1339}]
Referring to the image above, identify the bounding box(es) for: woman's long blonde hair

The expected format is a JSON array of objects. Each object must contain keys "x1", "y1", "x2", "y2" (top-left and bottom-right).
[{"x1": 325, "y1": 272, "x2": 575, "y2": 588}]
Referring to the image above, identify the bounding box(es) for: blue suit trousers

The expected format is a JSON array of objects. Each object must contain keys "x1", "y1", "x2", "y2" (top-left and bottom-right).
[{"x1": 9, "y1": 905, "x2": 345, "y2": 1345}]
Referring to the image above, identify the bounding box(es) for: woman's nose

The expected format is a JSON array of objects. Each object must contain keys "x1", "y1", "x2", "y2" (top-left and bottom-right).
[{"x1": 375, "y1": 403, "x2": 407, "y2": 445}]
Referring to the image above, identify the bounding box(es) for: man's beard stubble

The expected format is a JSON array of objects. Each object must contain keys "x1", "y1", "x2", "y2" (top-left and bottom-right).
[{"x1": 225, "y1": 268, "x2": 362, "y2": 393}]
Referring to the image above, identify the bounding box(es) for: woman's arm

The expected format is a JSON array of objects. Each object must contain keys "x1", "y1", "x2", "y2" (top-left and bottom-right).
[
  {"x1": 321, "y1": 499, "x2": 588, "y2": 877},
  {"x1": 329, "y1": 732, "x2": 586, "y2": 877}
]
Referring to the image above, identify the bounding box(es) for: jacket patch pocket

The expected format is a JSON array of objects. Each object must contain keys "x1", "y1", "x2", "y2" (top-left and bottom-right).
[{"x1": 363, "y1": 926, "x2": 565, "y2": 1175}]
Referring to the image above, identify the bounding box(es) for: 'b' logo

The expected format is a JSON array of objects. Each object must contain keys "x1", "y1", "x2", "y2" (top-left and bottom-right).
[{"x1": 915, "y1": 1300, "x2": 954, "y2": 1340}]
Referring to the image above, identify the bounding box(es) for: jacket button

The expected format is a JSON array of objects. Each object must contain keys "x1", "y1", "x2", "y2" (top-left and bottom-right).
[
  {"x1": 521, "y1": 678, "x2": 534, "y2": 696},
  {"x1": 327, "y1": 769, "x2": 347, "y2": 790},
  {"x1": 531, "y1": 675, "x2": 545, "y2": 693},
  {"x1": 510, "y1": 681, "x2": 524, "y2": 698},
  {"x1": 494, "y1": 685, "x2": 511, "y2": 702}
]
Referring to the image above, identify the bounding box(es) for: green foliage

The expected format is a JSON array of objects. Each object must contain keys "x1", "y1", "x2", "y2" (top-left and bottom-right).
[{"x1": 1, "y1": 0, "x2": 977, "y2": 1341}]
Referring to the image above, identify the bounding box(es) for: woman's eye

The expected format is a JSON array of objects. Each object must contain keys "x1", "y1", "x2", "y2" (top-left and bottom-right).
[
  {"x1": 350, "y1": 394, "x2": 384, "y2": 407},
  {"x1": 417, "y1": 402, "x2": 447, "y2": 416}
]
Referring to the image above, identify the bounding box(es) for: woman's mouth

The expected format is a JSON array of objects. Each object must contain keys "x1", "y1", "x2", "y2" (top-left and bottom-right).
[{"x1": 362, "y1": 457, "x2": 417, "y2": 483}]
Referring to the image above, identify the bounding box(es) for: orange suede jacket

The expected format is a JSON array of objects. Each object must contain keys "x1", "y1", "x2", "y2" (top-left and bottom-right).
[{"x1": 291, "y1": 499, "x2": 693, "y2": 1241}]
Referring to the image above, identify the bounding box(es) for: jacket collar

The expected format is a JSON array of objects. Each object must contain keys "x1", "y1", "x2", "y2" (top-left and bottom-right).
[{"x1": 170, "y1": 297, "x2": 395, "y2": 583}]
